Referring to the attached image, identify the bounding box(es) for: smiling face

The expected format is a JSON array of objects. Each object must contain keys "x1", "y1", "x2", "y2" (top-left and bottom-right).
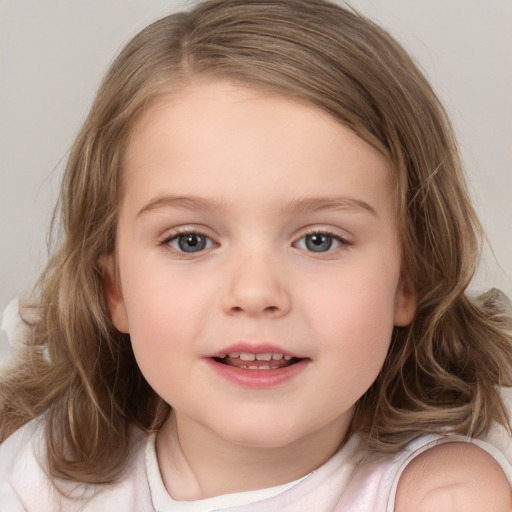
[{"x1": 106, "y1": 80, "x2": 416, "y2": 453}]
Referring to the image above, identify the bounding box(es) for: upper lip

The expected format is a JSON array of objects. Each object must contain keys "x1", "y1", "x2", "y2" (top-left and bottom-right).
[{"x1": 205, "y1": 342, "x2": 305, "y2": 359}]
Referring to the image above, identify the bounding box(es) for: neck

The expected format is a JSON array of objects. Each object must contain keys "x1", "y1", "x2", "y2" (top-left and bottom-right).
[{"x1": 156, "y1": 410, "x2": 351, "y2": 501}]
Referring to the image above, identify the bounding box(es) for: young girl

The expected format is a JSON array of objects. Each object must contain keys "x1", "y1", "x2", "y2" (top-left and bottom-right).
[{"x1": 1, "y1": 0, "x2": 511, "y2": 510}]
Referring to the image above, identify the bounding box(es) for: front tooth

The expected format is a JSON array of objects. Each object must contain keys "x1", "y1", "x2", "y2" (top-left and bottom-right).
[
  {"x1": 256, "y1": 353, "x2": 272, "y2": 361},
  {"x1": 248, "y1": 365, "x2": 259, "y2": 369},
  {"x1": 228, "y1": 352, "x2": 240, "y2": 358},
  {"x1": 272, "y1": 353, "x2": 284, "y2": 360},
  {"x1": 240, "y1": 352, "x2": 256, "y2": 361}
]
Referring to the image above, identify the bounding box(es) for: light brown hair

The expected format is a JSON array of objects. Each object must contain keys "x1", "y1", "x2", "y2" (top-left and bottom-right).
[{"x1": 1, "y1": 0, "x2": 511, "y2": 485}]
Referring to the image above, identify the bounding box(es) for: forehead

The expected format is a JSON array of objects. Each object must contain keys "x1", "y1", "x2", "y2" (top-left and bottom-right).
[
  {"x1": 126, "y1": 78, "x2": 386, "y2": 155},
  {"x1": 120, "y1": 80, "x2": 393, "y2": 215}
]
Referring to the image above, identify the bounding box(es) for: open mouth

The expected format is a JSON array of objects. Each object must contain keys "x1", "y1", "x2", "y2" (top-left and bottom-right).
[
  {"x1": 206, "y1": 348, "x2": 309, "y2": 387},
  {"x1": 212, "y1": 352, "x2": 302, "y2": 370}
]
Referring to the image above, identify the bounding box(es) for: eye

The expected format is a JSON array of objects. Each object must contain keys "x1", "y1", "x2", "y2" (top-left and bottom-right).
[
  {"x1": 167, "y1": 232, "x2": 215, "y2": 253},
  {"x1": 295, "y1": 232, "x2": 346, "y2": 253}
]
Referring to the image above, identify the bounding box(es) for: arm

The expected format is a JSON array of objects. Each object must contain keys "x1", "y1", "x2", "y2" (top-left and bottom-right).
[{"x1": 394, "y1": 442, "x2": 511, "y2": 512}]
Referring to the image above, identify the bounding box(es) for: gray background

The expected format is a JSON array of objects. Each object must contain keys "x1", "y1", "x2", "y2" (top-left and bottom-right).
[{"x1": 1, "y1": 1, "x2": 511, "y2": 335}]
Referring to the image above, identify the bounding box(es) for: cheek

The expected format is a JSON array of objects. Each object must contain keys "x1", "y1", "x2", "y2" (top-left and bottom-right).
[
  {"x1": 300, "y1": 259, "x2": 399, "y2": 381},
  {"x1": 121, "y1": 279, "x2": 199, "y2": 398},
  {"x1": 305, "y1": 259, "x2": 399, "y2": 335},
  {"x1": 121, "y1": 267, "x2": 214, "y2": 357}
]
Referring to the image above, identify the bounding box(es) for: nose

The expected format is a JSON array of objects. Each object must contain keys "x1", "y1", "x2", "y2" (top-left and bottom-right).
[{"x1": 221, "y1": 252, "x2": 292, "y2": 318}]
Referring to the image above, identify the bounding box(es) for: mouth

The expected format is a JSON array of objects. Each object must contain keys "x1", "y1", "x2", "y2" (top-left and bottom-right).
[
  {"x1": 212, "y1": 351, "x2": 301, "y2": 370},
  {"x1": 205, "y1": 344, "x2": 308, "y2": 387}
]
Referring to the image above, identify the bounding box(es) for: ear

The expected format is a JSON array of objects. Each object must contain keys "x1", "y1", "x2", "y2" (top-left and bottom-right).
[
  {"x1": 393, "y1": 276, "x2": 417, "y2": 327},
  {"x1": 101, "y1": 255, "x2": 130, "y2": 333}
]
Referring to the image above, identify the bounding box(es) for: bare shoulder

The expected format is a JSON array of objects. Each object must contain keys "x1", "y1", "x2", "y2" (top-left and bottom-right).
[{"x1": 394, "y1": 442, "x2": 511, "y2": 512}]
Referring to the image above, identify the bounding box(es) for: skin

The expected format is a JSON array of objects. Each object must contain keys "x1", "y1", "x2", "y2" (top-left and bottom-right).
[
  {"x1": 104, "y1": 78, "x2": 444, "y2": 501},
  {"x1": 395, "y1": 443, "x2": 512, "y2": 511}
]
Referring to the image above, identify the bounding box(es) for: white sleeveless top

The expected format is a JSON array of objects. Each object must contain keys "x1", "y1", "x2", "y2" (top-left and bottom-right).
[{"x1": 0, "y1": 405, "x2": 511, "y2": 512}]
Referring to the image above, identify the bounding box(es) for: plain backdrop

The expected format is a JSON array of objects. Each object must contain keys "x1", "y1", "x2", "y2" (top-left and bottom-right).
[{"x1": 1, "y1": 0, "x2": 511, "y2": 320}]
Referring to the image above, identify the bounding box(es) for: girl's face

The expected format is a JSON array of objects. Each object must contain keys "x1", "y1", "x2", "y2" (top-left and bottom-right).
[{"x1": 107, "y1": 80, "x2": 416, "y2": 450}]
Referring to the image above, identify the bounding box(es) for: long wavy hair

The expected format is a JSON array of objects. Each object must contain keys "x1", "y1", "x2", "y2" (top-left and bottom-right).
[{"x1": 1, "y1": 0, "x2": 511, "y2": 485}]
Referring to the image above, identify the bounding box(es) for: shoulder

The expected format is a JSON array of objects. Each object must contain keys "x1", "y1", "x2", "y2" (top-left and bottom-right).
[
  {"x1": 1, "y1": 420, "x2": 154, "y2": 511},
  {"x1": 394, "y1": 442, "x2": 512, "y2": 512},
  {"x1": 0, "y1": 419, "x2": 45, "y2": 475},
  {"x1": 0, "y1": 419, "x2": 51, "y2": 510}
]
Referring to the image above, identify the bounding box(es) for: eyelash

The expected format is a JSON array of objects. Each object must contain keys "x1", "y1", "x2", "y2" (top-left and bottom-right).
[
  {"x1": 294, "y1": 229, "x2": 350, "y2": 253},
  {"x1": 160, "y1": 228, "x2": 217, "y2": 255},
  {"x1": 160, "y1": 228, "x2": 350, "y2": 255}
]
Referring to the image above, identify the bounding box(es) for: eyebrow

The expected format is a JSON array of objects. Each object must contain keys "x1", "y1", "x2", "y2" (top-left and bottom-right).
[
  {"x1": 137, "y1": 196, "x2": 227, "y2": 216},
  {"x1": 137, "y1": 195, "x2": 377, "y2": 217},
  {"x1": 283, "y1": 197, "x2": 378, "y2": 217}
]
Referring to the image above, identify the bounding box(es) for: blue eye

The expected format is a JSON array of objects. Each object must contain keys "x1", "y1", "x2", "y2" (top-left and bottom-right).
[
  {"x1": 168, "y1": 232, "x2": 214, "y2": 253},
  {"x1": 296, "y1": 232, "x2": 344, "y2": 253}
]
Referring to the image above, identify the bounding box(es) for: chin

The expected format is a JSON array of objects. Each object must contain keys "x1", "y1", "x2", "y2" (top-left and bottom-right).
[{"x1": 215, "y1": 416, "x2": 309, "y2": 450}]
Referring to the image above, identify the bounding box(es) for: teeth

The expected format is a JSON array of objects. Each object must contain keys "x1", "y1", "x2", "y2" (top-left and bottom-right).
[
  {"x1": 256, "y1": 353, "x2": 272, "y2": 361},
  {"x1": 223, "y1": 352, "x2": 295, "y2": 361}
]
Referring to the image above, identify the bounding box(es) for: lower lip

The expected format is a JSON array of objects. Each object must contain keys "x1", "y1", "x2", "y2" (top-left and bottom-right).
[{"x1": 205, "y1": 358, "x2": 309, "y2": 388}]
